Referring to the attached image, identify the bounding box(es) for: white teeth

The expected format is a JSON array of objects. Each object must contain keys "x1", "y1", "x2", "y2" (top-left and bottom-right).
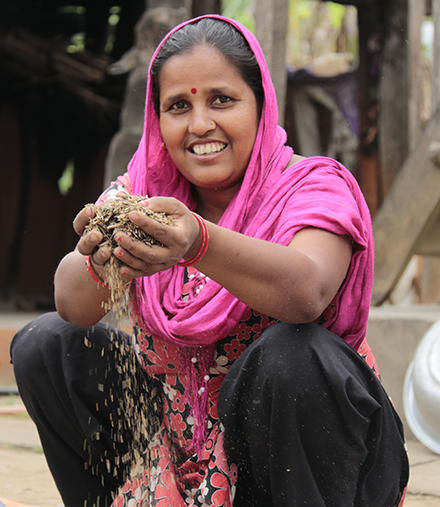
[{"x1": 192, "y1": 142, "x2": 226, "y2": 155}]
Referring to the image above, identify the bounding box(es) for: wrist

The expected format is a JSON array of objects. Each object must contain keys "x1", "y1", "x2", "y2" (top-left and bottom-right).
[
  {"x1": 178, "y1": 213, "x2": 210, "y2": 267},
  {"x1": 85, "y1": 255, "x2": 110, "y2": 288}
]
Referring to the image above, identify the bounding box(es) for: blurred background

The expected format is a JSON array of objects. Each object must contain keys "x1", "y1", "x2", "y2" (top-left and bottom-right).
[{"x1": 1, "y1": 0, "x2": 438, "y2": 311}]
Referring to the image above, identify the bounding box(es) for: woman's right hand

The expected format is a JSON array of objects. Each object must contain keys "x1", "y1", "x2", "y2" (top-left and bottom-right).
[
  {"x1": 54, "y1": 205, "x2": 114, "y2": 326},
  {"x1": 73, "y1": 205, "x2": 112, "y2": 275}
]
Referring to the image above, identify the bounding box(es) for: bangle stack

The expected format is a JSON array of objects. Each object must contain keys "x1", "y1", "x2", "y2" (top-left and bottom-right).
[
  {"x1": 178, "y1": 213, "x2": 210, "y2": 267},
  {"x1": 85, "y1": 255, "x2": 110, "y2": 289}
]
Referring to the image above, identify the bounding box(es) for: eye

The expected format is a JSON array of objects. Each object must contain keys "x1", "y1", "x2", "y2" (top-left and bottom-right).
[
  {"x1": 168, "y1": 100, "x2": 189, "y2": 112},
  {"x1": 212, "y1": 96, "x2": 233, "y2": 106}
]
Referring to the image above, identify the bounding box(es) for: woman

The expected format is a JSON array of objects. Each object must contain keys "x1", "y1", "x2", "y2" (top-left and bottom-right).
[{"x1": 11, "y1": 15, "x2": 409, "y2": 507}]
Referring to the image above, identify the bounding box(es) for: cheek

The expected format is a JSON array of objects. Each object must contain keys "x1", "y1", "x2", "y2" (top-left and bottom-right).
[
  {"x1": 160, "y1": 118, "x2": 182, "y2": 147},
  {"x1": 231, "y1": 114, "x2": 258, "y2": 150}
]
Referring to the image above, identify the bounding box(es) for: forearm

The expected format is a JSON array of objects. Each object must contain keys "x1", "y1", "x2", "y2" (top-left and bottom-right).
[
  {"x1": 195, "y1": 223, "x2": 351, "y2": 323},
  {"x1": 54, "y1": 250, "x2": 112, "y2": 326}
]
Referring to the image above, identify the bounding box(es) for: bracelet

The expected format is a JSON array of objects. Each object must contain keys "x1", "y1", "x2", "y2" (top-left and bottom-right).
[
  {"x1": 178, "y1": 213, "x2": 210, "y2": 267},
  {"x1": 85, "y1": 255, "x2": 110, "y2": 289}
]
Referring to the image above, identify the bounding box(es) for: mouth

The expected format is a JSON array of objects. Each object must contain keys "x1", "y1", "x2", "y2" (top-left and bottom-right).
[{"x1": 190, "y1": 142, "x2": 227, "y2": 156}]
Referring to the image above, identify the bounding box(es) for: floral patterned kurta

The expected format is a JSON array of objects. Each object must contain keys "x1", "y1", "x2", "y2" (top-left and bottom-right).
[
  {"x1": 114, "y1": 292, "x2": 279, "y2": 507},
  {"x1": 100, "y1": 175, "x2": 384, "y2": 507},
  {"x1": 111, "y1": 272, "x2": 380, "y2": 507}
]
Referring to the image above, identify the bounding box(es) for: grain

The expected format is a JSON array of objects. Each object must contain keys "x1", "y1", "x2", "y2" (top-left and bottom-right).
[{"x1": 83, "y1": 193, "x2": 174, "y2": 313}]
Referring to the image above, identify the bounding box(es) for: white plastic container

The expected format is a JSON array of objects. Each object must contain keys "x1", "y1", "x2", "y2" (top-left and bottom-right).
[{"x1": 404, "y1": 319, "x2": 440, "y2": 454}]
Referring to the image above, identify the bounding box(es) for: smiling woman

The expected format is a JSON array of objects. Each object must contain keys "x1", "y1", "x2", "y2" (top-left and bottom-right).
[
  {"x1": 10, "y1": 14, "x2": 409, "y2": 507},
  {"x1": 158, "y1": 45, "x2": 258, "y2": 215}
]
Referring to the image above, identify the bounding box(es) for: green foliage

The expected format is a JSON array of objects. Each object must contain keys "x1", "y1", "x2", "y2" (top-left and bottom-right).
[
  {"x1": 67, "y1": 32, "x2": 85, "y2": 53},
  {"x1": 222, "y1": 0, "x2": 255, "y2": 33},
  {"x1": 327, "y1": 1, "x2": 346, "y2": 29},
  {"x1": 58, "y1": 159, "x2": 75, "y2": 196},
  {"x1": 287, "y1": 0, "x2": 357, "y2": 67},
  {"x1": 223, "y1": 0, "x2": 358, "y2": 68},
  {"x1": 421, "y1": 17, "x2": 434, "y2": 61}
]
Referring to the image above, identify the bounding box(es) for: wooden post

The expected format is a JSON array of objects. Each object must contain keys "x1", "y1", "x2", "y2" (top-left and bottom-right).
[
  {"x1": 254, "y1": 0, "x2": 288, "y2": 126},
  {"x1": 372, "y1": 108, "x2": 440, "y2": 306},
  {"x1": 408, "y1": 0, "x2": 425, "y2": 149},
  {"x1": 432, "y1": 0, "x2": 440, "y2": 110},
  {"x1": 191, "y1": 0, "x2": 221, "y2": 17},
  {"x1": 378, "y1": 0, "x2": 424, "y2": 200},
  {"x1": 378, "y1": 0, "x2": 409, "y2": 200},
  {"x1": 356, "y1": 2, "x2": 381, "y2": 216}
]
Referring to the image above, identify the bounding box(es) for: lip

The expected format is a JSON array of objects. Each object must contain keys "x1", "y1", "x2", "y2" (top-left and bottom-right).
[{"x1": 187, "y1": 139, "x2": 228, "y2": 157}]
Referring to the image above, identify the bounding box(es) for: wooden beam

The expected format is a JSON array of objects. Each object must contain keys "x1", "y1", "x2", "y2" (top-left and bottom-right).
[
  {"x1": 254, "y1": 0, "x2": 288, "y2": 126},
  {"x1": 432, "y1": 0, "x2": 440, "y2": 109},
  {"x1": 372, "y1": 107, "x2": 440, "y2": 306},
  {"x1": 416, "y1": 212, "x2": 440, "y2": 256},
  {"x1": 191, "y1": 0, "x2": 221, "y2": 17},
  {"x1": 356, "y1": 2, "x2": 381, "y2": 216},
  {"x1": 378, "y1": 0, "x2": 410, "y2": 199}
]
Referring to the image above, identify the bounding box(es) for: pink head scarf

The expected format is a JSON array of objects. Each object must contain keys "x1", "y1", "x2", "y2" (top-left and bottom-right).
[
  {"x1": 128, "y1": 14, "x2": 373, "y2": 351},
  {"x1": 128, "y1": 14, "x2": 293, "y2": 343},
  {"x1": 127, "y1": 15, "x2": 374, "y2": 455}
]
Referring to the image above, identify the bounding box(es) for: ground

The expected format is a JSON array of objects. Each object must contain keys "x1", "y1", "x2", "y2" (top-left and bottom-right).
[
  {"x1": 0, "y1": 405, "x2": 62, "y2": 507},
  {"x1": 0, "y1": 397, "x2": 440, "y2": 507}
]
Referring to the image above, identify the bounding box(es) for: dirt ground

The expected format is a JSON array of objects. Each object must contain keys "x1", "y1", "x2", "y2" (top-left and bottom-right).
[
  {"x1": 1, "y1": 398, "x2": 440, "y2": 507},
  {"x1": 0, "y1": 409, "x2": 62, "y2": 507}
]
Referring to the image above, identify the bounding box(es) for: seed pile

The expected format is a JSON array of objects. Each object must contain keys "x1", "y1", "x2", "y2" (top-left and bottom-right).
[{"x1": 83, "y1": 193, "x2": 174, "y2": 312}]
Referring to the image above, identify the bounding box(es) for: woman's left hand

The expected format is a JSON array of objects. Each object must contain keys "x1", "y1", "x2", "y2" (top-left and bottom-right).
[{"x1": 112, "y1": 196, "x2": 202, "y2": 278}]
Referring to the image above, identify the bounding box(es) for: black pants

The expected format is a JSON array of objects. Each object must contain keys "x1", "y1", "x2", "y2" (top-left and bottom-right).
[
  {"x1": 218, "y1": 321, "x2": 409, "y2": 507},
  {"x1": 11, "y1": 313, "x2": 409, "y2": 507}
]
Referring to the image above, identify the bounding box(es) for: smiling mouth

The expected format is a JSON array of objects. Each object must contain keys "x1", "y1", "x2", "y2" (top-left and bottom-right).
[{"x1": 190, "y1": 142, "x2": 227, "y2": 155}]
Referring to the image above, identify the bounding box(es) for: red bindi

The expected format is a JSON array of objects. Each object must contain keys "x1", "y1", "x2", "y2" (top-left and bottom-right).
[{"x1": 191, "y1": 87, "x2": 197, "y2": 94}]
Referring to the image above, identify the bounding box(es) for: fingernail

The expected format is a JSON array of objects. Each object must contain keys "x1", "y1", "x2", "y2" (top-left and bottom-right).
[{"x1": 116, "y1": 236, "x2": 123, "y2": 243}]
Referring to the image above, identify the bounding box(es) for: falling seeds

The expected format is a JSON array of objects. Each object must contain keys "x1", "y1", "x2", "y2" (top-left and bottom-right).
[{"x1": 84, "y1": 327, "x2": 163, "y2": 498}]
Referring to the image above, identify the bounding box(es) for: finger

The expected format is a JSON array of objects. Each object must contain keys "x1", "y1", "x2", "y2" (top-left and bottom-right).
[
  {"x1": 73, "y1": 206, "x2": 95, "y2": 236},
  {"x1": 76, "y1": 232, "x2": 112, "y2": 266},
  {"x1": 114, "y1": 237, "x2": 166, "y2": 267},
  {"x1": 91, "y1": 244, "x2": 112, "y2": 266},
  {"x1": 77, "y1": 229, "x2": 102, "y2": 255},
  {"x1": 119, "y1": 260, "x2": 166, "y2": 279},
  {"x1": 127, "y1": 211, "x2": 171, "y2": 245},
  {"x1": 145, "y1": 196, "x2": 184, "y2": 216}
]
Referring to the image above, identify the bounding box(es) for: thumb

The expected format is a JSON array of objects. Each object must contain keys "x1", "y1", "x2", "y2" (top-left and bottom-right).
[{"x1": 144, "y1": 196, "x2": 187, "y2": 218}]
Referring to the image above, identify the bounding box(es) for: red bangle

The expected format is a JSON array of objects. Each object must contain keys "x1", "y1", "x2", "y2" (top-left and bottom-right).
[
  {"x1": 178, "y1": 213, "x2": 210, "y2": 267},
  {"x1": 85, "y1": 255, "x2": 110, "y2": 288}
]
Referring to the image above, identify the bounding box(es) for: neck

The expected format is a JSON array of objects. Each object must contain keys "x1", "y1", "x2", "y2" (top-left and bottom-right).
[{"x1": 194, "y1": 185, "x2": 239, "y2": 224}]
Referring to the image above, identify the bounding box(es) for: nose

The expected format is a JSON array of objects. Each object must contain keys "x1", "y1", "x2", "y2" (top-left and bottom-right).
[{"x1": 188, "y1": 106, "x2": 215, "y2": 136}]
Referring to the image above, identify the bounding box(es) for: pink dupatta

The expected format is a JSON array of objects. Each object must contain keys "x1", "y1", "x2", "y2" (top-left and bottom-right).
[
  {"x1": 126, "y1": 15, "x2": 374, "y2": 453},
  {"x1": 128, "y1": 14, "x2": 373, "y2": 351}
]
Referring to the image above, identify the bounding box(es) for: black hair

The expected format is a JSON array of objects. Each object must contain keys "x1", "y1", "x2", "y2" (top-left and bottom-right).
[{"x1": 151, "y1": 18, "x2": 264, "y2": 118}]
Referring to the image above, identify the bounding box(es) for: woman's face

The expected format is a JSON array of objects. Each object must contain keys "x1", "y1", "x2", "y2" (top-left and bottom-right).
[{"x1": 158, "y1": 45, "x2": 259, "y2": 196}]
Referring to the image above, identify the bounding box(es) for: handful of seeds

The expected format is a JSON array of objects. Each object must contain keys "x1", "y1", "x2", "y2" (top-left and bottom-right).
[{"x1": 83, "y1": 193, "x2": 174, "y2": 311}]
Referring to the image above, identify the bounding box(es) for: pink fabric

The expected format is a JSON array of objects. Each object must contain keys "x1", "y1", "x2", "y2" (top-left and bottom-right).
[{"x1": 127, "y1": 15, "x2": 374, "y2": 352}]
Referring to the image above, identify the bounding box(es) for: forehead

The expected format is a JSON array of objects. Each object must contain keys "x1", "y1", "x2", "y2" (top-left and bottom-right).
[{"x1": 158, "y1": 45, "x2": 245, "y2": 93}]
